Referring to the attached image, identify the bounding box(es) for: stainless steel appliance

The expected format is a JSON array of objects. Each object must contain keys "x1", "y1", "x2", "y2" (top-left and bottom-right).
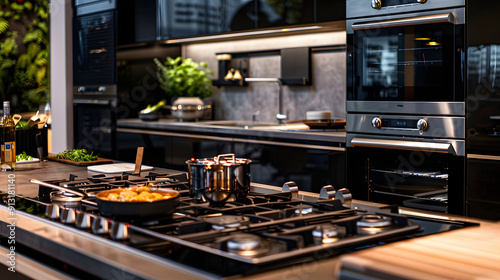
[
  {"x1": 346, "y1": 0, "x2": 466, "y2": 215},
  {"x1": 0, "y1": 172, "x2": 476, "y2": 279}
]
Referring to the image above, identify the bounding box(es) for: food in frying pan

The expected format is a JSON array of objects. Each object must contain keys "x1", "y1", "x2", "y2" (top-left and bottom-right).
[{"x1": 98, "y1": 187, "x2": 176, "y2": 202}]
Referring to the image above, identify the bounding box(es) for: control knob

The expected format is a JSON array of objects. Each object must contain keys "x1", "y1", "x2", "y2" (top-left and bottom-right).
[
  {"x1": 60, "y1": 207, "x2": 76, "y2": 224},
  {"x1": 91, "y1": 216, "x2": 109, "y2": 235},
  {"x1": 371, "y1": 117, "x2": 382, "y2": 129},
  {"x1": 45, "y1": 204, "x2": 60, "y2": 219},
  {"x1": 371, "y1": 0, "x2": 382, "y2": 9},
  {"x1": 417, "y1": 119, "x2": 428, "y2": 131},
  {"x1": 110, "y1": 221, "x2": 130, "y2": 240}
]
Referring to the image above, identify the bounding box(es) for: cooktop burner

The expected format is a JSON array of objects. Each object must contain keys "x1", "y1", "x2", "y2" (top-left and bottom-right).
[{"x1": 2, "y1": 174, "x2": 478, "y2": 278}]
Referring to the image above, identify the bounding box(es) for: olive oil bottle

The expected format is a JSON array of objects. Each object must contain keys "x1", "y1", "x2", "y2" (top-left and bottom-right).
[{"x1": 1, "y1": 101, "x2": 16, "y2": 170}]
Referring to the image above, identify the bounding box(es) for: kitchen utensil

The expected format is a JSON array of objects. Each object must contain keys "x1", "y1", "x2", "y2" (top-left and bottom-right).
[
  {"x1": 168, "y1": 104, "x2": 212, "y2": 121},
  {"x1": 35, "y1": 132, "x2": 44, "y2": 163},
  {"x1": 306, "y1": 110, "x2": 332, "y2": 120},
  {"x1": 169, "y1": 97, "x2": 212, "y2": 121},
  {"x1": 31, "y1": 179, "x2": 180, "y2": 218},
  {"x1": 46, "y1": 156, "x2": 114, "y2": 166},
  {"x1": 139, "y1": 110, "x2": 160, "y2": 121},
  {"x1": 12, "y1": 114, "x2": 22, "y2": 125},
  {"x1": 28, "y1": 111, "x2": 41, "y2": 127},
  {"x1": 87, "y1": 163, "x2": 153, "y2": 173},
  {"x1": 134, "y1": 147, "x2": 144, "y2": 174},
  {"x1": 186, "y1": 153, "x2": 251, "y2": 203}
]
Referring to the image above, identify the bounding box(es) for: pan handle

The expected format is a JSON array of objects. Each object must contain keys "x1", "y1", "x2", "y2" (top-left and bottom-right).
[
  {"x1": 81, "y1": 199, "x2": 98, "y2": 207},
  {"x1": 30, "y1": 179, "x2": 86, "y2": 197}
]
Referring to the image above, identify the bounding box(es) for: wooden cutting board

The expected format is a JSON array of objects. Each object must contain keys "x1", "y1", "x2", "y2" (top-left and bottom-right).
[
  {"x1": 46, "y1": 155, "x2": 114, "y2": 166},
  {"x1": 339, "y1": 222, "x2": 500, "y2": 279}
]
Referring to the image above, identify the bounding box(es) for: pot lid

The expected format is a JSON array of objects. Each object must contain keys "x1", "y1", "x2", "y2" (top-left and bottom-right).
[{"x1": 186, "y1": 153, "x2": 251, "y2": 166}]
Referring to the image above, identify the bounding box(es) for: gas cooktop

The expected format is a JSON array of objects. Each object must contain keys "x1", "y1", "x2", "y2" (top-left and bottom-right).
[{"x1": 1, "y1": 172, "x2": 478, "y2": 278}]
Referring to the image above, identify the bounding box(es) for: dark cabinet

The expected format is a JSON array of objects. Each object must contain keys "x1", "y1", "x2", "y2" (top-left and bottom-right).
[
  {"x1": 116, "y1": 131, "x2": 345, "y2": 193},
  {"x1": 117, "y1": 0, "x2": 345, "y2": 45},
  {"x1": 467, "y1": 158, "x2": 500, "y2": 220}
]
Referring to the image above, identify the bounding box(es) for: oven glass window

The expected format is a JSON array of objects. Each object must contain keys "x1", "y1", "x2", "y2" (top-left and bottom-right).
[{"x1": 353, "y1": 23, "x2": 454, "y2": 101}]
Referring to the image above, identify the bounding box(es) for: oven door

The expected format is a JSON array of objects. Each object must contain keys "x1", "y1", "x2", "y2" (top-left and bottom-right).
[
  {"x1": 73, "y1": 10, "x2": 116, "y2": 85},
  {"x1": 346, "y1": 8, "x2": 464, "y2": 114},
  {"x1": 73, "y1": 99, "x2": 116, "y2": 159},
  {"x1": 347, "y1": 134, "x2": 465, "y2": 215}
]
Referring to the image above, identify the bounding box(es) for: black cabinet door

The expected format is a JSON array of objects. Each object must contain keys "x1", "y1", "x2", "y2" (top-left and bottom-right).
[
  {"x1": 118, "y1": 0, "x2": 345, "y2": 44},
  {"x1": 467, "y1": 158, "x2": 500, "y2": 220}
]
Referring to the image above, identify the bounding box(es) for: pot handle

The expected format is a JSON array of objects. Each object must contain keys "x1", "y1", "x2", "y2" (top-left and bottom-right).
[{"x1": 215, "y1": 153, "x2": 235, "y2": 164}]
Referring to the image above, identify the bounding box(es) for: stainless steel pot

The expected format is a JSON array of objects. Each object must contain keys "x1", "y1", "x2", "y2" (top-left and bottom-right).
[
  {"x1": 186, "y1": 153, "x2": 251, "y2": 203},
  {"x1": 168, "y1": 104, "x2": 212, "y2": 121}
]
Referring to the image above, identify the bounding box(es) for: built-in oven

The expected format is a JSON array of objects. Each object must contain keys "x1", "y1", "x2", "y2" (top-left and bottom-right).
[
  {"x1": 346, "y1": 114, "x2": 465, "y2": 215},
  {"x1": 73, "y1": 85, "x2": 117, "y2": 159},
  {"x1": 346, "y1": 0, "x2": 465, "y2": 114},
  {"x1": 73, "y1": 0, "x2": 116, "y2": 85},
  {"x1": 345, "y1": 0, "x2": 466, "y2": 215}
]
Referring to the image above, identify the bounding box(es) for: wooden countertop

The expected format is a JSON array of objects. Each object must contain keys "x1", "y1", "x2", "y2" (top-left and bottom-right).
[{"x1": 338, "y1": 221, "x2": 500, "y2": 279}]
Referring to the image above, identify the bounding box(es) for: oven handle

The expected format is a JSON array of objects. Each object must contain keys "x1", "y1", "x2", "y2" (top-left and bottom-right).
[
  {"x1": 352, "y1": 13, "x2": 453, "y2": 30},
  {"x1": 73, "y1": 99, "x2": 111, "y2": 105},
  {"x1": 351, "y1": 137, "x2": 456, "y2": 155}
]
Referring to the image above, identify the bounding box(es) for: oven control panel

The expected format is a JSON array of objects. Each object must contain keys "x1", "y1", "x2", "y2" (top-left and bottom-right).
[
  {"x1": 371, "y1": 0, "x2": 427, "y2": 10},
  {"x1": 348, "y1": 114, "x2": 465, "y2": 138},
  {"x1": 371, "y1": 117, "x2": 428, "y2": 131}
]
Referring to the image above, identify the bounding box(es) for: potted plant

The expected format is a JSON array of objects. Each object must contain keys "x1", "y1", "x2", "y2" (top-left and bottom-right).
[{"x1": 153, "y1": 56, "x2": 213, "y2": 121}]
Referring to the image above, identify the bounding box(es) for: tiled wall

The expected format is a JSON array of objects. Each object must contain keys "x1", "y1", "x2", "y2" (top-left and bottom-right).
[{"x1": 183, "y1": 31, "x2": 347, "y2": 122}]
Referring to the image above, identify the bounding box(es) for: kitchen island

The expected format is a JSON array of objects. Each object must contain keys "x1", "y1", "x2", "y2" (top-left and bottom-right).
[{"x1": 0, "y1": 160, "x2": 495, "y2": 280}]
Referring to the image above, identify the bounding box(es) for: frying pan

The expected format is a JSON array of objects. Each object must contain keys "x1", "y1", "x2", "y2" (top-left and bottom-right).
[{"x1": 30, "y1": 179, "x2": 180, "y2": 218}]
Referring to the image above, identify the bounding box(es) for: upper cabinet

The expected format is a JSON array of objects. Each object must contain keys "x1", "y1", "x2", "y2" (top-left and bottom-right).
[{"x1": 117, "y1": 0, "x2": 345, "y2": 45}]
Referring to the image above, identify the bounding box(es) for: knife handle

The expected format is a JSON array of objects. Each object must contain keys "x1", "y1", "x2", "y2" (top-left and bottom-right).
[{"x1": 35, "y1": 133, "x2": 44, "y2": 160}]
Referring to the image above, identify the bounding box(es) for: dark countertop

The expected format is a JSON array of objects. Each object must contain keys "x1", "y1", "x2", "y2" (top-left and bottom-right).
[{"x1": 117, "y1": 118, "x2": 346, "y2": 144}]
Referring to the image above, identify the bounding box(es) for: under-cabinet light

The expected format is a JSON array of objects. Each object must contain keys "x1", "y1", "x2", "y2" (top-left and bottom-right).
[{"x1": 165, "y1": 26, "x2": 323, "y2": 44}]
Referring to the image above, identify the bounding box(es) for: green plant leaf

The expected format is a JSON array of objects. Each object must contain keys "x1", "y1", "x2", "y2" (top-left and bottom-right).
[
  {"x1": 0, "y1": 18, "x2": 8, "y2": 35},
  {"x1": 154, "y1": 56, "x2": 213, "y2": 98}
]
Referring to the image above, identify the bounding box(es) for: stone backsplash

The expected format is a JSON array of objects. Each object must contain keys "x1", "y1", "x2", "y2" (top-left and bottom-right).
[{"x1": 183, "y1": 31, "x2": 346, "y2": 122}]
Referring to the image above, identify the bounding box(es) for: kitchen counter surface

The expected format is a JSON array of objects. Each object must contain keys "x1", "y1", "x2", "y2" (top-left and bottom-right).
[{"x1": 117, "y1": 118, "x2": 346, "y2": 145}]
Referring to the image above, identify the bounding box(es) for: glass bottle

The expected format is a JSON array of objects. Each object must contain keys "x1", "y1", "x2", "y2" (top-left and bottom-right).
[{"x1": 1, "y1": 101, "x2": 16, "y2": 170}]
